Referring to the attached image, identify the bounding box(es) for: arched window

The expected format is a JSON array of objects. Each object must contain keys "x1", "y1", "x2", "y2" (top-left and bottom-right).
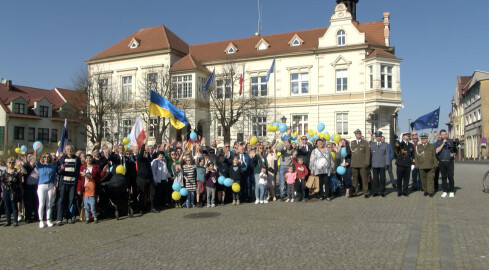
[{"x1": 337, "y1": 30, "x2": 345, "y2": 46}]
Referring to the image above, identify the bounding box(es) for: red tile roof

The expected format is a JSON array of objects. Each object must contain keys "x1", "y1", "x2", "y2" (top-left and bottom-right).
[
  {"x1": 366, "y1": 48, "x2": 396, "y2": 59},
  {"x1": 0, "y1": 83, "x2": 65, "y2": 113},
  {"x1": 170, "y1": 54, "x2": 210, "y2": 73},
  {"x1": 458, "y1": 76, "x2": 471, "y2": 96},
  {"x1": 89, "y1": 25, "x2": 189, "y2": 61},
  {"x1": 88, "y1": 21, "x2": 391, "y2": 64},
  {"x1": 55, "y1": 88, "x2": 88, "y2": 112}
]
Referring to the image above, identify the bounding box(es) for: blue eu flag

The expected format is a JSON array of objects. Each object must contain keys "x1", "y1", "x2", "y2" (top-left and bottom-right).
[{"x1": 410, "y1": 107, "x2": 440, "y2": 130}]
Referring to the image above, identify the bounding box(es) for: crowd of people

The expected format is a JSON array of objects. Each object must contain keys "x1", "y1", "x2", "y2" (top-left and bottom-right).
[{"x1": 0, "y1": 128, "x2": 457, "y2": 228}]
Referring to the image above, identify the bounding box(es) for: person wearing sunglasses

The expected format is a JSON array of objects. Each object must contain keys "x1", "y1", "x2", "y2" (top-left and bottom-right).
[{"x1": 1, "y1": 157, "x2": 26, "y2": 227}]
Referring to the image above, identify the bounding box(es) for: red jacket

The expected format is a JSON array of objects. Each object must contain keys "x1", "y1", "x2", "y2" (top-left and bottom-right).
[
  {"x1": 292, "y1": 158, "x2": 309, "y2": 180},
  {"x1": 77, "y1": 164, "x2": 105, "y2": 194}
]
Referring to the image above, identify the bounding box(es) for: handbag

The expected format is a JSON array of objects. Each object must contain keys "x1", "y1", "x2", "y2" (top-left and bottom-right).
[{"x1": 306, "y1": 175, "x2": 319, "y2": 193}]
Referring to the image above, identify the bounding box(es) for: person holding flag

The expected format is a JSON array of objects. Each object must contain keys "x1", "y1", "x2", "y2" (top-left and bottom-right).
[{"x1": 149, "y1": 90, "x2": 188, "y2": 129}]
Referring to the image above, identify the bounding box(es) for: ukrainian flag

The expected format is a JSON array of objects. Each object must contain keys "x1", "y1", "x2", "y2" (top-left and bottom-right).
[{"x1": 149, "y1": 90, "x2": 188, "y2": 130}]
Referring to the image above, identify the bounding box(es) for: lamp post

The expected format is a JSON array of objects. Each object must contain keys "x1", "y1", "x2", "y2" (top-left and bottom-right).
[
  {"x1": 408, "y1": 119, "x2": 411, "y2": 132},
  {"x1": 281, "y1": 116, "x2": 287, "y2": 124}
]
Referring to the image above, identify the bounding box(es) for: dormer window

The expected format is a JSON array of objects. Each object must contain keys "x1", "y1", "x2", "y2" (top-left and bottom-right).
[
  {"x1": 225, "y1": 43, "x2": 238, "y2": 54},
  {"x1": 337, "y1": 30, "x2": 346, "y2": 46},
  {"x1": 255, "y1": 38, "x2": 270, "y2": 51},
  {"x1": 129, "y1": 37, "x2": 140, "y2": 49},
  {"x1": 13, "y1": 103, "x2": 25, "y2": 114},
  {"x1": 288, "y1": 34, "x2": 304, "y2": 47},
  {"x1": 40, "y1": 106, "x2": 49, "y2": 117}
]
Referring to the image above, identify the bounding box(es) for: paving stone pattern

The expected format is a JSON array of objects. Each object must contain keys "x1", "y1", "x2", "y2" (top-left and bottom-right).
[{"x1": 1, "y1": 163, "x2": 489, "y2": 269}]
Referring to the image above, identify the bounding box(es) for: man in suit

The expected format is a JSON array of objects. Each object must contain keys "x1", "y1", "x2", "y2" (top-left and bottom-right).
[
  {"x1": 415, "y1": 133, "x2": 437, "y2": 197},
  {"x1": 233, "y1": 146, "x2": 252, "y2": 201},
  {"x1": 370, "y1": 132, "x2": 390, "y2": 197},
  {"x1": 350, "y1": 129, "x2": 370, "y2": 198},
  {"x1": 395, "y1": 132, "x2": 415, "y2": 196}
]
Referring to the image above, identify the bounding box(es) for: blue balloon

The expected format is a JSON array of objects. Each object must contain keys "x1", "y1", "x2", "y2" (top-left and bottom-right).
[
  {"x1": 224, "y1": 178, "x2": 233, "y2": 187},
  {"x1": 110, "y1": 166, "x2": 114, "y2": 173},
  {"x1": 126, "y1": 144, "x2": 131, "y2": 149},
  {"x1": 33, "y1": 141, "x2": 43, "y2": 153},
  {"x1": 20, "y1": 145, "x2": 27, "y2": 153},
  {"x1": 190, "y1": 132, "x2": 197, "y2": 141},
  {"x1": 127, "y1": 134, "x2": 132, "y2": 140},
  {"x1": 278, "y1": 123, "x2": 287, "y2": 134},
  {"x1": 172, "y1": 182, "x2": 182, "y2": 191},
  {"x1": 336, "y1": 166, "x2": 346, "y2": 175},
  {"x1": 295, "y1": 140, "x2": 299, "y2": 145},
  {"x1": 281, "y1": 135, "x2": 292, "y2": 142},
  {"x1": 309, "y1": 137, "x2": 314, "y2": 142},
  {"x1": 312, "y1": 134, "x2": 318, "y2": 140},
  {"x1": 272, "y1": 122, "x2": 279, "y2": 127},
  {"x1": 317, "y1": 123, "x2": 325, "y2": 132},
  {"x1": 218, "y1": 176, "x2": 225, "y2": 185},
  {"x1": 305, "y1": 134, "x2": 309, "y2": 138},
  {"x1": 179, "y1": 188, "x2": 188, "y2": 197},
  {"x1": 340, "y1": 147, "x2": 347, "y2": 158}
]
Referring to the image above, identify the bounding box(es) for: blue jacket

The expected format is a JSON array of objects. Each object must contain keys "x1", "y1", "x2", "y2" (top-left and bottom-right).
[{"x1": 36, "y1": 162, "x2": 57, "y2": 185}]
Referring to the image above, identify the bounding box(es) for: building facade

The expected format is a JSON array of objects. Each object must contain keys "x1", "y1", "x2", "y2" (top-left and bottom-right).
[
  {"x1": 86, "y1": 2, "x2": 403, "y2": 147},
  {"x1": 0, "y1": 80, "x2": 87, "y2": 154}
]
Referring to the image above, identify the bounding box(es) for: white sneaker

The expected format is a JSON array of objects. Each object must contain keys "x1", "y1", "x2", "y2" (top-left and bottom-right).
[
  {"x1": 291, "y1": 199, "x2": 295, "y2": 203},
  {"x1": 264, "y1": 200, "x2": 268, "y2": 204},
  {"x1": 211, "y1": 204, "x2": 215, "y2": 207},
  {"x1": 236, "y1": 200, "x2": 240, "y2": 205},
  {"x1": 207, "y1": 204, "x2": 211, "y2": 208},
  {"x1": 259, "y1": 200, "x2": 264, "y2": 204},
  {"x1": 232, "y1": 200, "x2": 236, "y2": 205},
  {"x1": 255, "y1": 200, "x2": 260, "y2": 205},
  {"x1": 47, "y1": 220, "x2": 54, "y2": 227},
  {"x1": 39, "y1": 221, "x2": 46, "y2": 228},
  {"x1": 441, "y1": 192, "x2": 448, "y2": 198},
  {"x1": 273, "y1": 197, "x2": 277, "y2": 201},
  {"x1": 286, "y1": 199, "x2": 290, "y2": 202},
  {"x1": 449, "y1": 192, "x2": 455, "y2": 198}
]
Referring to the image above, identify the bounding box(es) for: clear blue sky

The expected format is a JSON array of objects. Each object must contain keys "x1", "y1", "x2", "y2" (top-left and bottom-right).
[{"x1": 1, "y1": 0, "x2": 488, "y2": 132}]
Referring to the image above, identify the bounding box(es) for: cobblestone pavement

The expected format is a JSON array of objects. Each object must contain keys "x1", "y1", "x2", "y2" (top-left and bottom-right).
[{"x1": 1, "y1": 163, "x2": 489, "y2": 269}]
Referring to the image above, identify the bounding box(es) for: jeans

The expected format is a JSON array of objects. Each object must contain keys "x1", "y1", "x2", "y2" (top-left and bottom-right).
[
  {"x1": 186, "y1": 191, "x2": 195, "y2": 208},
  {"x1": 412, "y1": 168, "x2": 421, "y2": 189},
  {"x1": 258, "y1": 184, "x2": 267, "y2": 201},
  {"x1": 267, "y1": 172, "x2": 276, "y2": 199},
  {"x1": 287, "y1": 184, "x2": 294, "y2": 200},
  {"x1": 279, "y1": 166, "x2": 288, "y2": 198},
  {"x1": 2, "y1": 189, "x2": 19, "y2": 224},
  {"x1": 57, "y1": 183, "x2": 76, "y2": 221},
  {"x1": 318, "y1": 173, "x2": 330, "y2": 199},
  {"x1": 254, "y1": 173, "x2": 260, "y2": 200},
  {"x1": 232, "y1": 181, "x2": 240, "y2": 201},
  {"x1": 206, "y1": 187, "x2": 216, "y2": 205},
  {"x1": 84, "y1": 196, "x2": 97, "y2": 219},
  {"x1": 37, "y1": 183, "x2": 55, "y2": 221},
  {"x1": 439, "y1": 160, "x2": 455, "y2": 192},
  {"x1": 295, "y1": 179, "x2": 306, "y2": 200}
]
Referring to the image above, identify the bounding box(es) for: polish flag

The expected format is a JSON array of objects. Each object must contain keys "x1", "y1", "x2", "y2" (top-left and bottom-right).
[
  {"x1": 130, "y1": 117, "x2": 146, "y2": 147},
  {"x1": 239, "y1": 63, "x2": 244, "y2": 95}
]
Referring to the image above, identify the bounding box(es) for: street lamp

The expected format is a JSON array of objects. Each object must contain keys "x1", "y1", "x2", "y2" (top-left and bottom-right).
[
  {"x1": 281, "y1": 116, "x2": 287, "y2": 124},
  {"x1": 408, "y1": 119, "x2": 411, "y2": 132}
]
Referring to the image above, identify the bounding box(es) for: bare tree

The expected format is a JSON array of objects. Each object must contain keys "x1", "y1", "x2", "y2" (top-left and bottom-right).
[
  {"x1": 134, "y1": 67, "x2": 192, "y2": 144},
  {"x1": 205, "y1": 62, "x2": 271, "y2": 144}
]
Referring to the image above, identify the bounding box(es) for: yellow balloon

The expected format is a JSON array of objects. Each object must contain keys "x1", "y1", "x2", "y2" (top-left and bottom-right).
[
  {"x1": 232, "y1": 182, "x2": 241, "y2": 193},
  {"x1": 308, "y1": 129, "x2": 313, "y2": 135},
  {"x1": 276, "y1": 152, "x2": 282, "y2": 157},
  {"x1": 331, "y1": 152, "x2": 336, "y2": 160},
  {"x1": 124, "y1": 145, "x2": 128, "y2": 150},
  {"x1": 122, "y1": 138, "x2": 130, "y2": 145},
  {"x1": 115, "y1": 165, "x2": 126, "y2": 175},
  {"x1": 266, "y1": 125, "x2": 273, "y2": 132},
  {"x1": 318, "y1": 133, "x2": 323, "y2": 139},
  {"x1": 14, "y1": 165, "x2": 19, "y2": 170},
  {"x1": 333, "y1": 134, "x2": 341, "y2": 144},
  {"x1": 172, "y1": 191, "x2": 182, "y2": 201},
  {"x1": 324, "y1": 133, "x2": 331, "y2": 141},
  {"x1": 280, "y1": 140, "x2": 283, "y2": 145},
  {"x1": 15, "y1": 148, "x2": 21, "y2": 154},
  {"x1": 273, "y1": 125, "x2": 279, "y2": 132},
  {"x1": 250, "y1": 136, "x2": 258, "y2": 146},
  {"x1": 58, "y1": 141, "x2": 60, "y2": 146}
]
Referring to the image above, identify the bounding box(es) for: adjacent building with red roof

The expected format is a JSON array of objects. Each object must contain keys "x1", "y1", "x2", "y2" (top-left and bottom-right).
[
  {"x1": 85, "y1": 1, "x2": 402, "y2": 145},
  {"x1": 0, "y1": 80, "x2": 87, "y2": 153}
]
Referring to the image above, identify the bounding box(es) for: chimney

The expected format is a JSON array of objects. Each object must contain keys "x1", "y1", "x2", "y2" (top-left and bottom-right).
[
  {"x1": 6, "y1": 80, "x2": 12, "y2": 91},
  {"x1": 383, "y1": 12, "x2": 390, "y2": 47}
]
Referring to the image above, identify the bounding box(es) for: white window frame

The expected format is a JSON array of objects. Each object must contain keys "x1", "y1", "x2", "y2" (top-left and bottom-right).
[
  {"x1": 173, "y1": 75, "x2": 192, "y2": 99},
  {"x1": 251, "y1": 116, "x2": 267, "y2": 137},
  {"x1": 370, "y1": 114, "x2": 379, "y2": 133},
  {"x1": 336, "y1": 69, "x2": 348, "y2": 92},
  {"x1": 102, "y1": 120, "x2": 110, "y2": 139},
  {"x1": 292, "y1": 115, "x2": 308, "y2": 136},
  {"x1": 368, "y1": 65, "x2": 373, "y2": 89},
  {"x1": 227, "y1": 47, "x2": 235, "y2": 54},
  {"x1": 291, "y1": 38, "x2": 301, "y2": 46},
  {"x1": 381, "y1": 65, "x2": 393, "y2": 89},
  {"x1": 123, "y1": 120, "x2": 133, "y2": 137},
  {"x1": 149, "y1": 118, "x2": 157, "y2": 137},
  {"x1": 121, "y1": 76, "x2": 132, "y2": 102},
  {"x1": 290, "y1": 73, "x2": 309, "y2": 95},
  {"x1": 478, "y1": 109, "x2": 481, "y2": 121},
  {"x1": 336, "y1": 112, "x2": 348, "y2": 135},
  {"x1": 257, "y1": 42, "x2": 268, "y2": 51},
  {"x1": 251, "y1": 76, "x2": 267, "y2": 97},
  {"x1": 147, "y1": 72, "x2": 158, "y2": 91},
  {"x1": 337, "y1": 30, "x2": 346, "y2": 46},
  {"x1": 216, "y1": 79, "x2": 231, "y2": 99}
]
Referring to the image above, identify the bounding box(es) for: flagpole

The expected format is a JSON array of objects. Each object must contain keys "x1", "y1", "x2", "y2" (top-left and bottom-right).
[
  {"x1": 273, "y1": 58, "x2": 276, "y2": 122},
  {"x1": 242, "y1": 63, "x2": 245, "y2": 136}
]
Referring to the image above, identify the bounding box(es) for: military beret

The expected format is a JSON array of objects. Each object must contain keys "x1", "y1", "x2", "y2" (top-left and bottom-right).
[
  {"x1": 420, "y1": 133, "x2": 429, "y2": 139},
  {"x1": 354, "y1": 129, "x2": 362, "y2": 134}
]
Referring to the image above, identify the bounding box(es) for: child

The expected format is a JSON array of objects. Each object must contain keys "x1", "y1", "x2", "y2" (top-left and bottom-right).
[
  {"x1": 195, "y1": 158, "x2": 206, "y2": 207},
  {"x1": 183, "y1": 157, "x2": 197, "y2": 208},
  {"x1": 205, "y1": 162, "x2": 218, "y2": 207},
  {"x1": 172, "y1": 161, "x2": 184, "y2": 208},
  {"x1": 229, "y1": 156, "x2": 245, "y2": 205},
  {"x1": 285, "y1": 166, "x2": 296, "y2": 202},
  {"x1": 258, "y1": 167, "x2": 268, "y2": 204},
  {"x1": 292, "y1": 156, "x2": 309, "y2": 202},
  {"x1": 83, "y1": 173, "x2": 98, "y2": 223},
  {"x1": 216, "y1": 154, "x2": 229, "y2": 206}
]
